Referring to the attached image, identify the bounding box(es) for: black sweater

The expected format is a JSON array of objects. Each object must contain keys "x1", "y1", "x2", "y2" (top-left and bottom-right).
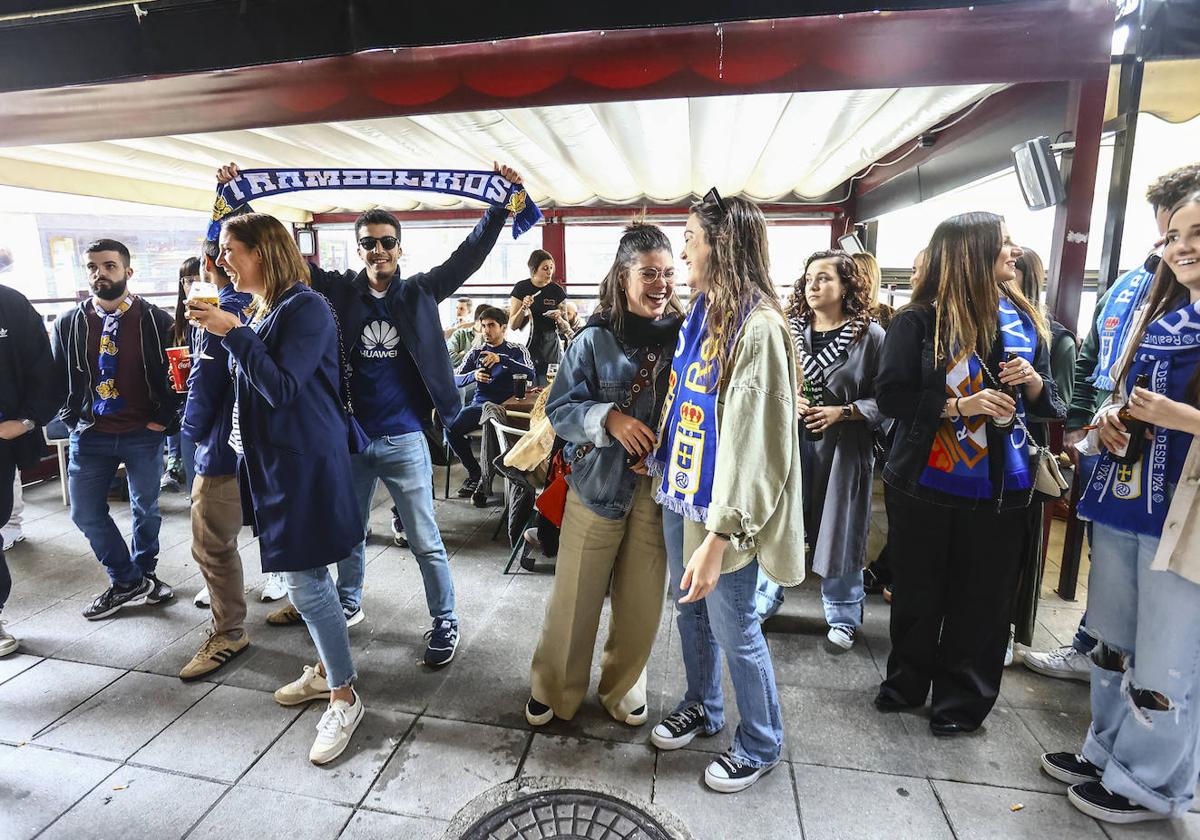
[{"x1": 0, "y1": 284, "x2": 63, "y2": 467}]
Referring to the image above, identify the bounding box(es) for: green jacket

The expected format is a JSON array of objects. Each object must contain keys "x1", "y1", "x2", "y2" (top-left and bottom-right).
[
  {"x1": 446, "y1": 325, "x2": 476, "y2": 368},
  {"x1": 699, "y1": 306, "x2": 806, "y2": 586}
]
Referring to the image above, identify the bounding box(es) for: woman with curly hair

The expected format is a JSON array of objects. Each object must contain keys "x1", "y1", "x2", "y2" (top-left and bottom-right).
[
  {"x1": 787, "y1": 250, "x2": 887, "y2": 650},
  {"x1": 648, "y1": 191, "x2": 804, "y2": 793}
]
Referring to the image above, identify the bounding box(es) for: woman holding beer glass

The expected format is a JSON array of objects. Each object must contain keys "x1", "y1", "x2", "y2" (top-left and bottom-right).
[
  {"x1": 187, "y1": 213, "x2": 365, "y2": 766},
  {"x1": 873, "y1": 212, "x2": 1062, "y2": 734},
  {"x1": 648, "y1": 191, "x2": 804, "y2": 793}
]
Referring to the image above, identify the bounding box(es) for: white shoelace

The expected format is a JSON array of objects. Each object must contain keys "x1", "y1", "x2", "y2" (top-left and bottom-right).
[{"x1": 316, "y1": 701, "x2": 355, "y2": 740}]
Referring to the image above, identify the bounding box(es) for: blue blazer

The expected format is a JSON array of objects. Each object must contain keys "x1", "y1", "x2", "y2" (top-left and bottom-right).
[
  {"x1": 181, "y1": 284, "x2": 253, "y2": 477},
  {"x1": 223, "y1": 284, "x2": 362, "y2": 572},
  {"x1": 308, "y1": 206, "x2": 507, "y2": 430}
]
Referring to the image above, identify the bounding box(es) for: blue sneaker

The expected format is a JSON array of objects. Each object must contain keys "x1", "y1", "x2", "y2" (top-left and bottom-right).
[{"x1": 424, "y1": 618, "x2": 459, "y2": 667}]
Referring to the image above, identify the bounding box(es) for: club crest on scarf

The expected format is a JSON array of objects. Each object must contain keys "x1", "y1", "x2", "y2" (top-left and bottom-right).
[
  {"x1": 917, "y1": 298, "x2": 1036, "y2": 499},
  {"x1": 92, "y1": 295, "x2": 134, "y2": 417},
  {"x1": 651, "y1": 296, "x2": 721, "y2": 522},
  {"x1": 207, "y1": 168, "x2": 542, "y2": 241},
  {"x1": 1079, "y1": 299, "x2": 1200, "y2": 535}
]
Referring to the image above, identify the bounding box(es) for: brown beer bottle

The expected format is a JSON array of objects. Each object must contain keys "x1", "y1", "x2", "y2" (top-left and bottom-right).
[
  {"x1": 1112, "y1": 374, "x2": 1152, "y2": 465},
  {"x1": 990, "y1": 352, "x2": 1020, "y2": 432},
  {"x1": 803, "y1": 378, "x2": 824, "y2": 442}
]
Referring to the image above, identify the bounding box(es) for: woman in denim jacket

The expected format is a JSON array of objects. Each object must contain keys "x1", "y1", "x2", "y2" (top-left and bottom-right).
[{"x1": 525, "y1": 222, "x2": 684, "y2": 729}]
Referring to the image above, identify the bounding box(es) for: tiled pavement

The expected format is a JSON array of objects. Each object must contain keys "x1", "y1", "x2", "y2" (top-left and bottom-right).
[{"x1": 2, "y1": 475, "x2": 1198, "y2": 840}]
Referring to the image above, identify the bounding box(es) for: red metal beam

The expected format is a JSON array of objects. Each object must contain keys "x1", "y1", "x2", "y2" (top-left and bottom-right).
[
  {"x1": 1045, "y1": 77, "x2": 1107, "y2": 333},
  {"x1": 0, "y1": 0, "x2": 1113, "y2": 147}
]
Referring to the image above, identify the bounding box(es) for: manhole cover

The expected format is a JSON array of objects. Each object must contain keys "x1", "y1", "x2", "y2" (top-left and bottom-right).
[{"x1": 460, "y1": 788, "x2": 675, "y2": 840}]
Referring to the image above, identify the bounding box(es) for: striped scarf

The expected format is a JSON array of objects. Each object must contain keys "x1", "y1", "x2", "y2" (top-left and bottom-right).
[{"x1": 788, "y1": 314, "x2": 864, "y2": 395}]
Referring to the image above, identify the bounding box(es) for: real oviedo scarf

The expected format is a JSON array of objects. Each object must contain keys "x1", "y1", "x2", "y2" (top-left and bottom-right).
[
  {"x1": 918, "y1": 298, "x2": 1037, "y2": 499},
  {"x1": 92, "y1": 295, "x2": 135, "y2": 417},
  {"x1": 651, "y1": 295, "x2": 721, "y2": 523},
  {"x1": 1078, "y1": 299, "x2": 1200, "y2": 536},
  {"x1": 207, "y1": 168, "x2": 542, "y2": 241},
  {"x1": 1092, "y1": 263, "x2": 1154, "y2": 391}
]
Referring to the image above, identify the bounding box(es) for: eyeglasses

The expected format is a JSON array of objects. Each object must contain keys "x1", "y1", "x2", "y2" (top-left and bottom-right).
[
  {"x1": 635, "y1": 267, "x2": 676, "y2": 284},
  {"x1": 703, "y1": 186, "x2": 728, "y2": 216},
  {"x1": 358, "y1": 236, "x2": 399, "y2": 251}
]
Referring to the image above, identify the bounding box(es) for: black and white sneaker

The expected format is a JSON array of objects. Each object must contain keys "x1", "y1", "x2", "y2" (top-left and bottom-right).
[
  {"x1": 704, "y1": 751, "x2": 780, "y2": 793},
  {"x1": 423, "y1": 618, "x2": 459, "y2": 667},
  {"x1": 456, "y1": 476, "x2": 481, "y2": 499},
  {"x1": 82, "y1": 578, "x2": 153, "y2": 620},
  {"x1": 650, "y1": 703, "x2": 711, "y2": 750},
  {"x1": 1041, "y1": 752, "x2": 1101, "y2": 785},
  {"x1": 525, "y1": 697, "x2": 554, "y2": 726},
  {"x1": 390, "y1": 507, "x2": 408, "y2": 548},
  {"x1": 144, "y1": 574, "x2": 174, "y2": 604},
  {"x1": 1068, "y1": 781, "x2": 1166, "y2": 824}
]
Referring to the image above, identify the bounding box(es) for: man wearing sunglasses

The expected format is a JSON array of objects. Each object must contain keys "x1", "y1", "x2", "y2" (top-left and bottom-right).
[
  {"x1": 214, "y1": 160, "x2": 523, "y2": 672},
  {"x1": 1023, "y1": 161, "x2": 1200, "y2": 683}
]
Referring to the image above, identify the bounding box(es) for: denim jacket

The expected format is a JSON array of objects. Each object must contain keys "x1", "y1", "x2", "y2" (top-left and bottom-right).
[{"x1": 545, "y1": 324, "x2": 673, "y2": 520}]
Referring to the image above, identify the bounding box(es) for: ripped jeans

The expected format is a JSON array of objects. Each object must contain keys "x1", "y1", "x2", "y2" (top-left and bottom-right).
[{"x1": 1081, "y1": 520, "x2": 1200, "y2": 816}]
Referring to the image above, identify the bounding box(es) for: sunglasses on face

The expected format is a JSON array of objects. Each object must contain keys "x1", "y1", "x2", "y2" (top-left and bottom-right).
[{"x1": 358, "y1": 236, "x2": 399, "y2": 251}]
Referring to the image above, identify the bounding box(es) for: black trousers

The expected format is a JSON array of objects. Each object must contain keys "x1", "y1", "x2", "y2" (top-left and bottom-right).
[
  {"x1": 0, "y1": 445, "x2": 15, "y2": 613},
  {"x1": 879, "y1": 484, "x2": 1029, "y2": 728}
]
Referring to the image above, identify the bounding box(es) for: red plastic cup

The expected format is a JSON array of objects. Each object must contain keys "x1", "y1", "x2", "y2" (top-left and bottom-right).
[{"x1": 166, "y1": 346, "x2": 191, "y2": 393}]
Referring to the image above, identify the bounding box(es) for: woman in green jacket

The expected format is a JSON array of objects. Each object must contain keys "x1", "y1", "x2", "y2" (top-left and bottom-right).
[{"x1": 647, "y1": 191, "x2": 804, "y2": 793}]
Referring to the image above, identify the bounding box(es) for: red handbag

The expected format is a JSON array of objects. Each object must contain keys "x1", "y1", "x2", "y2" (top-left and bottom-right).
[{"x1": 533, "y1": 346, "x2": 662, "y2": 528}]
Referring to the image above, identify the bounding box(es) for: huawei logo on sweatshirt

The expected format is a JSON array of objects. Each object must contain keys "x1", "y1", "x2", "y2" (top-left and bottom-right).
[{"x1": 359, "y1": 320, "x2": 399, "y2": 359}]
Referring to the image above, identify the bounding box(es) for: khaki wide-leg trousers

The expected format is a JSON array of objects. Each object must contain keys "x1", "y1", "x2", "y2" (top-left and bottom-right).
[
  {"x1": 191, "y1": 474, "x2": 247, "y2": 636},
  {"x1": 529, "y1": 476, "x2": 667, "y2": 721}
]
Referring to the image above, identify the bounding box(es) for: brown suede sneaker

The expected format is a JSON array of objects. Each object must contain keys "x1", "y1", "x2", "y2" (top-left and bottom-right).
[
  {"x1": 266, "y1": 603, "x2": 303, "y2": 626},
  {"x1": 179, "y1": 631, "x2": 249, "y2": 681}
]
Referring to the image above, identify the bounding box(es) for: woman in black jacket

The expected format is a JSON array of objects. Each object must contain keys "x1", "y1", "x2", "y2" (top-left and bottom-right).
[{"x1": 873, "y1": 212, "x2": 1064, "y2": 734}]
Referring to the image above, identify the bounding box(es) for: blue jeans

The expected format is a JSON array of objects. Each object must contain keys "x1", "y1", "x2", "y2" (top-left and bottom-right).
[
  {"x1": 283, "y1": 567, "x2": 356, "y2": 689},
  {"x1": 753, "y1": 569, "x2": 864, "y2": 628},
  {"x1": 340, "y1": 432, "x2": 457, "y2": 621},
  {"x1": 1082, "y1": 520, "x2": 1200, "y2": 816},
  {"x1": 822, "y1": 569, "x2": 865, "y2": 629},
  {"x1": 68, "y1": 428, "x2": 166, "y2": 587},
  {"x1": 445, "y1": 404, "x2": 484, "y2": 481},
  {"x1": 167, "y1": 432, "x2": 197, "y2": 495},
  {"x1": 664, "y1": 508, "x2": 784, "y2": 768}
]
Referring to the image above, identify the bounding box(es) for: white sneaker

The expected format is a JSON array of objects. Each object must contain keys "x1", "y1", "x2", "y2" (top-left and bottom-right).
[
  {"x1": 1, "y1": 530, "x2": 23, "y2": 552},
  {"x1": 260, "y1": 573, "x2": 288, "y2": 602},
  {"x1": 1023, "y1": 644, "x2": 1092, "y2": 682},
  {"x1": 344, "y1": 607, "x2": 365, "y2": 629},
  {"x1": 826, "y1": 625, "x2": 855, "y2": 651},
  {"x1": 309, "y1": 692, "x2": 364, "y2": 765},
  {"x1": 193, "y1": 586, "x2": 211, "y2": 608},
  {"x1": 0, "y1": 621, "x2": 18, "y2": 657},
  {"x1": 274, "y1": 664, "x2": 332, "y2": 706},
  {"x1": 1004, "y1": 631, "x2": 1015, "y2": 667}
]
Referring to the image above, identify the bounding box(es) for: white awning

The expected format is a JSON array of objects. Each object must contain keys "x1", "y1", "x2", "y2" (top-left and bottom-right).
[{"x1": 0, "y1": 83, "x2": 1002, "y2": 220}]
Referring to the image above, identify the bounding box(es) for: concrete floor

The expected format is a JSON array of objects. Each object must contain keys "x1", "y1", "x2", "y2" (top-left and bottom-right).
[{"x1": 1, "y1": 472, "x2": 1196, "y2": 840}]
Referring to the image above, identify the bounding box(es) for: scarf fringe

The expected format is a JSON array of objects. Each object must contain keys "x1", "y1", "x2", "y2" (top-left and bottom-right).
[{"x1": 654, "y1": 491, "x2": 710, "y2": 524}]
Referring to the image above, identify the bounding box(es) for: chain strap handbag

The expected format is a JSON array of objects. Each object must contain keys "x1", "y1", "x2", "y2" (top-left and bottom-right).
[
  {"x1": 534, "y1": 345, "x2": 662, "y2": 527},
  {"x1": 975, "y1": 353, "x2": 1069, "y2": 502},
  {"x1": 315, "y1": 290, "x2": 370, "y2": 454}
]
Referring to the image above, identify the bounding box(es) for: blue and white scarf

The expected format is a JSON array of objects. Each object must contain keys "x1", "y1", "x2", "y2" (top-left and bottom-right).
[
  {"x1": 1093, "y1": 264, "x2": 1154, "y2": 391},
  {"x1": 650, "y1": 295, "x2": 721, "y2": 522},
  {"x1": 207, "y1": 167, "x2": 542, "y2": 241},
  {"x1": 92, "y1": 295, "x2": 134, "y2": 417},
  {"x1": 1078, "y1": 300, "x2": 1200, "y2": 536},
  {"x1": 918, "y1": 298, "x2": 1037, "y2": 499}
]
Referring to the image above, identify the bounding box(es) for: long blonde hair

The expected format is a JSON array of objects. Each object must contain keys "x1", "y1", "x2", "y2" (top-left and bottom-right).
[
  {"x1": 221, "y1": 213, "x2": 311, "y2": 318},
  {"x1": 909, "y1": 212, "x2": 1047, "y2": 363},
  {"x1": 689, "y1": 195, "x2": 783, "y2": 387}
]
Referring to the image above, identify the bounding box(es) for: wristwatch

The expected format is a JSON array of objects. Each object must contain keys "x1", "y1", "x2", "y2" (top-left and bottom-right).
[
  {"x1": 20, "y1": 418, "x2": 35, "y2": 433},
  {"x1": 840, "y1": 405, "x2": 853, "y2": 420}
]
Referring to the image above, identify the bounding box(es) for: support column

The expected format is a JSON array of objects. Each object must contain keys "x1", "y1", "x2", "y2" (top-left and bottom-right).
[
  {"x1": 540, "y1": 215, "x2": 567, "y2": 289},
  {"x1": 1097, "y1": 60, "x2": 1145, "y2": 293},
  {"x1": 1044, "y1": 77, "x2": 1107, "y2": 334}
]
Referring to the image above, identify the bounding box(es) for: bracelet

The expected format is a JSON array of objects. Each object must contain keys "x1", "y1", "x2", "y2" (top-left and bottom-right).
[{"x1": 954, "y1": 396, "x2": 962, "y2": 418}]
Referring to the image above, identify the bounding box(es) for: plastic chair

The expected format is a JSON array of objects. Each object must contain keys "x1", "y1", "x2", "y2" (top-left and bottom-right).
[
  {"x1": 43, "y1": 426, "x2": 70, "y2": 505},
  {"x1": 487, "y1": 417, "x2": 538, "y2": 574}
]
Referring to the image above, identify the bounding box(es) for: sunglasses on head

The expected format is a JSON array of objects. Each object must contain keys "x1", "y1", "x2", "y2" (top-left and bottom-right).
[
  {"x1": 1143, "y1": 251, "x2": 1162, "y2": 274},
  {"x1": 703, "y1": 186, "x2": 728, "y2": 216},
  {"x1": 358, "y1": 236, "x2": 399, "y2": 251}
]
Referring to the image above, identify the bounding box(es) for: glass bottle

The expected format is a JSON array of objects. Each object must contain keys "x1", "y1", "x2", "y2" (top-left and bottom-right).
[{"x1": 1112, "y1": 374, "x2": 1152, "y2": 465}]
